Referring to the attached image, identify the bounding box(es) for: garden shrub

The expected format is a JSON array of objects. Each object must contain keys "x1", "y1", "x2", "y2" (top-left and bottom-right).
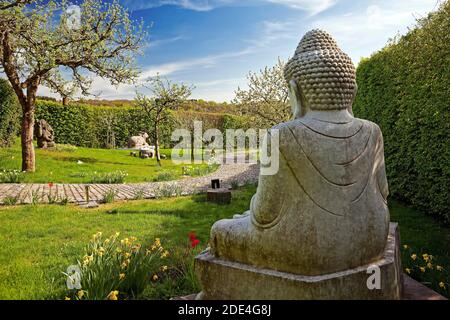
[
  {"x1": 353, "y1": 1, "x2": 450, "y2": 224},
  {"x1": 0, "y1": 79, "x2": 20, "y2": 147}
]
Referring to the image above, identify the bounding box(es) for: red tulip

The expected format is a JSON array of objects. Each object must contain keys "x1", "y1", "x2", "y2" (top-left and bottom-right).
[
  {"x1": 188, "y1": 232, "x2": 196, "y2": 241},
  {"x1": 48, "y1": 182, "x2": 54, "y2": 188},
  {"x1": 190, "y1": 239, "x2": 200, "y2": 248}
]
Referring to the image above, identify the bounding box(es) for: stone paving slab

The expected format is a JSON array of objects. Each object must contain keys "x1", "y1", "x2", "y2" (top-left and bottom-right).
[{"x1": 0, "y1": 164, "x2": 259, "y2": 205}]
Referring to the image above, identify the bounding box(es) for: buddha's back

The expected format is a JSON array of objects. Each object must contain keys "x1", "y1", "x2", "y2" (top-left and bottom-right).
[{"x1": 252, "y1": 116, "x2": 391, "y2": 275}]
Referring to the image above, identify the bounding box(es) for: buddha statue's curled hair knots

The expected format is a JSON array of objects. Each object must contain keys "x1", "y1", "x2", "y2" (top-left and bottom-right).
[{"x1": 284, "y1": 29, "x2": 357, "y2": 111}]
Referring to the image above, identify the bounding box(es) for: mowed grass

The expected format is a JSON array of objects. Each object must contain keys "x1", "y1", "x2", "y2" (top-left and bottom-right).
[
  {"x1": 0, "y1": 140, "x2": 210, "y2": 183},
  {"x1": 0, "y1": 187, "x2": 256, "y2": 300},
  {"x1": 0, "y1": 185, "x2": 448, "y2": 300}
]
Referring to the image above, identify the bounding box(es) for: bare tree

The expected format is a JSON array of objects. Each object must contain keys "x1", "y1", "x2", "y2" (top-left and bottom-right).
[
  {"x1": 135, "y1": 75, "x2": 193, "y2": 166},
  {"x1": 0, "y1": 0, "x2": 147, "y2": 171},
  {"x1": 234, "y1": 58, "x2": 291, "y2": 128}
]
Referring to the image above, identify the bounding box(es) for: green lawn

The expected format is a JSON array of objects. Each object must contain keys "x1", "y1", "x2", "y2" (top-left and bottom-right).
[
  {"x1": 0, "y1": 186, "x2": 448, "y2": 299},
  {"x1": 0, "y1": 140, "x2": 211, "y2": 183}
]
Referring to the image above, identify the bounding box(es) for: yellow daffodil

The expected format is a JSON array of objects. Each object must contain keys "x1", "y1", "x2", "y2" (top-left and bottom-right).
[
  {"x1": 155, "y1": 238, "x2": 161, "y2": 247},
  {"x1": 77, "y1": 290, "x2": 85, "y2": 299},
  {"x1": 119, "y1": 273, "x2": 126, "y2": 280},
  {"x1": 403, "y1": 245, "x2": 408, "y2": 249},
  {"x1": 422, "y1": 254, "x2": 429, "y2": 262},
  {"x1": 411, "y1": 254, "x2": 417, "y2": 261},
  {"x1": 436, "y1": 265, "x2": 443, "y2": 271},
  {"x1": 116, "y1": 248, "x2": 122, "y2": 254},
  {"x1": 419, "y1": 267, "x2": 426, "y2": 273},
  {"x1": 114, "y1": 232, "x2": 120, "y2": 238},
  {"x1": 123, "y1": 252, "x2": 131, "y2": 259},
  {"x1": 161, "y1": 265, "x2": 168, "y2": 272},
  {"x1": 152, "y1": 274, "x2": 158, "y2": 281},
  {"x1": 92, "y1": 232, "x2": 102, "y2": 240},
  {"x1": 427, "y1": 262, "x2": 433, "y2": 269},
  {"x1": 65, "y1": 297, "x2": 71, "y2": 300},
  {"x1": 405, "y1": 268, "x2": 411, "y2": 274},
  {"x1": 161, "y1": 250, "x2": 169, "y2": 259},
  {"x1": 98, "y1": 247, "x2": 105, "y2": 257},
  {"x1": 83, "y1": 254, "x2": 94, "y2": 266},
  {"x1": 104, "y1": 239, "x2": 110, "y2": 245},
  {"x1": 107, "y1": 290, "x2": 119, "y2": 300},
  {"x1": 439, "y1": 282, "x2": 446, "y2": 289}
]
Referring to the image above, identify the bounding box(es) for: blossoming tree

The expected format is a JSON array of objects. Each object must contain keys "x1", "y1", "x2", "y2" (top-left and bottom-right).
[{"x1": 0, "y1": 0, "x2": 146, "y2": 171}]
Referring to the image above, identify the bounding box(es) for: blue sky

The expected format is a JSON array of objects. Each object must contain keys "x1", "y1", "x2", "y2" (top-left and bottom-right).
[{"x1": 40, "y1": 0, "x2": 442, "y2": 102}]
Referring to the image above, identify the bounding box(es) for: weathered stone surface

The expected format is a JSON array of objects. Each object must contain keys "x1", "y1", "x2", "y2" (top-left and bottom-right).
[
  {"x1": 196, "y1": 224, "x2": 402, "y2": 300},
  {"x1": 196, "y1": 29, "x2": 402, "y2": 299},
  {"x1": 35, "y1": 119, "x2": 55, "y2": 149}
]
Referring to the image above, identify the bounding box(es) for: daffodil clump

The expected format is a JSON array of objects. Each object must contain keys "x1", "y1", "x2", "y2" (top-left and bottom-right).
[
  {"x1": 402, "y1": 244, "x2": 448, "y2": 297},
  {"x1": 65, "y1": 232, "x2": 170, "y2": 300},
  {"x1": 0, "y1": 169, "x2": 24, "y2": 183}
]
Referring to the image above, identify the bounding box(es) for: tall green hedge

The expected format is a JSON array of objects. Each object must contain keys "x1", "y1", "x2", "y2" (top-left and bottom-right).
[
  {"x1": 36, "y1": 101, "x2": 157, "y2": 148},
  {"x1": 353, "y1": 1, "x2": 450, "y2": 224},
  {"x1": 0, "y1": 79, "x2": 20, "y2": 147},
  {"x1": 36, "y1": 101, "x2": 251, "y2": 150}
]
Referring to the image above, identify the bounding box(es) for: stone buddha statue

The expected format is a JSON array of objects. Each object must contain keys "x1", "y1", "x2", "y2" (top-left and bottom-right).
[{"x1": 196, "y1": 29, "x2": 402, "y2": 300}]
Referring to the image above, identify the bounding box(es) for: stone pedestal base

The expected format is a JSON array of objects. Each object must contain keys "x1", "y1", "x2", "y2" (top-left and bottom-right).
[{"x1": 195, "y1": 223, "x2": 403, "y2": 300}]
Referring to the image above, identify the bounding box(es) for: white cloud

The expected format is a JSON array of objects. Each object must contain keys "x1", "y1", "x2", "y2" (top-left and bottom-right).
[
  {"x1": 148, "y1": 35, "x2": 185, "y2": 49},
  {"x1": 125, "y1": 0, "x2": 337, "y2": 14},
  {"x1": 140, "y1": 47, "x2": 253, "y2": 79},
  {"x1": 266, "y1": 0, "x2": 337, "y2": 15}
]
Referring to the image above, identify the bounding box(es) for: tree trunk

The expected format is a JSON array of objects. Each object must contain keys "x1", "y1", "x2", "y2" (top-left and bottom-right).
[
  {"x1": 21, "y1": 104, "x2": 35, "y2": 172},
  {"x1": 21, "y1": 83, "x2": 39, "y2": 172},
  {"x1": 154, "y1": 122, "x2": 161, "y2": 166}
]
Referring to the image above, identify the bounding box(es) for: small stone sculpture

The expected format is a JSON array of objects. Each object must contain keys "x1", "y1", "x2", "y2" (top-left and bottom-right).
[
  {"x1": 195, "y1": 29, "x2": 402, "y2": 300},
  {"x1": 139, "y1": 146, "x2": 155, "y2": 159},
  {"x1": 35, "y1": 119, "x2": 55, "y2": 149},
  {"x1": 128, "y1": 132, "x2": 150, "y2": 149}
]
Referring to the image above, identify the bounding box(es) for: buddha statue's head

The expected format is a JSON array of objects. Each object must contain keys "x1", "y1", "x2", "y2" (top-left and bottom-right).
[{"x1": 284, "y1": 29, "x2": 357, "y2": 118}]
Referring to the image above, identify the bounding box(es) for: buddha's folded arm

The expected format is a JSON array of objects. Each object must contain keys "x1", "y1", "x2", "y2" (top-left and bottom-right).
[{"x1": 250, "y1": 128, "x2": 292, "y2": 227}]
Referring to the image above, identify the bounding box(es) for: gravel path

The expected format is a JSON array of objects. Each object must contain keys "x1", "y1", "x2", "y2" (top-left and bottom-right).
[{"x1": 0, "y1": 164, "x2": 260, "y2": 205}]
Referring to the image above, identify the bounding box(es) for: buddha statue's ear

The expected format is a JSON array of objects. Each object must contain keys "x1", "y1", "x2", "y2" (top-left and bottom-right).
[
  {"x1": 348, "y1": 83, "x2": 358, "y2": 116},
  {"x1": 289, "y1": 79, "x2": 306, "y2": 119}
]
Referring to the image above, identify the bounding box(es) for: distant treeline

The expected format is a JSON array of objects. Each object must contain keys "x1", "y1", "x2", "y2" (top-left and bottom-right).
[
  {"x1": 38, "y1": 96, "x2": 240, "y2": 114},
  {"x1": 33, "y1": 100, "x2": 250, "y2": 149}
]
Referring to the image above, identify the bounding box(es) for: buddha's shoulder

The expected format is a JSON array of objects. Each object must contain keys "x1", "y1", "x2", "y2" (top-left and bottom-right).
[{"x1": 269, "y1": 118, "x2": 383, "y2": 137}]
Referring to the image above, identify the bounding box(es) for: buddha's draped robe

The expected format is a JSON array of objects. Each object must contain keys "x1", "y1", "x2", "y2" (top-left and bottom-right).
[{"x1": 210, "y1": 117, "x2": 390, "y2": 276}]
